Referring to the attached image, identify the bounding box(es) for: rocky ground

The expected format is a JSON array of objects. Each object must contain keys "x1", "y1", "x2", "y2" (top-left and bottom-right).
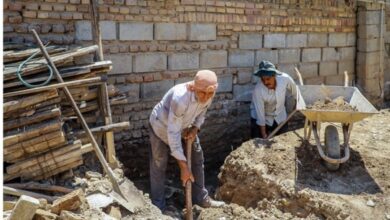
[{"x1": 197, "y1": 109, "x2": 390, "y2": 220}]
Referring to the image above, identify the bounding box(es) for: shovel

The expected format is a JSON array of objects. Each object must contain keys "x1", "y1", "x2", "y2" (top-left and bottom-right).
[{"x1": 185, "y1": 139, "x2": 193, "y2": 220}]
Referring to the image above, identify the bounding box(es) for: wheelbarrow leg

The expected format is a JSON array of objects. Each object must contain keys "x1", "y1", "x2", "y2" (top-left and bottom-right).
[{"x1": 304, "y1": 118, "x2": 312, "y2": 141}]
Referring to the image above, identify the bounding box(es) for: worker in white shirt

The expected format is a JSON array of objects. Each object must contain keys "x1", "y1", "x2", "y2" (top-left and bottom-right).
[
  {"x1": 148, "y1": 70, "x2": 225, "y2": 211},
  {"x1": 250, "y1": 60, "x2": 297, "y2": 139}
]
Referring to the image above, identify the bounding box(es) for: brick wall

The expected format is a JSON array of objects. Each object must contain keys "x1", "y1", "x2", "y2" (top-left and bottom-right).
[{"x1": 4, "y1": 0, "x2": 359, "y2": 177}]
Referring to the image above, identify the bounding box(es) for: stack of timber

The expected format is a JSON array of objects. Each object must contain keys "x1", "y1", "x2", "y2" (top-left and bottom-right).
[{"x1": 3, "y1": 43, "x2": 126, "y2": 182}]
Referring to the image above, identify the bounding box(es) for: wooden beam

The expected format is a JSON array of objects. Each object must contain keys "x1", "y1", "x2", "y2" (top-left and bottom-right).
[
  {"x1": 5, "y1": 183, "x2": 73, "y2": 194},
  {"x1": 4, "y1": 186, "x2": 58, "y2": 202},
  {"x1": 3, "y1": 90, "x2": 58, "y2": 114},
  {"x1": 32, "y1": 29, "x2": 125, "y2": 198},
  {"x1": 89, "y1": 0, "x2": 117, "y2": 166},
  {"x1": 4, "y1": 76, "x2": 106, "y2": 98},
  {"x1": 3, "y1": 45, "x2": 98, "y2": 81}
]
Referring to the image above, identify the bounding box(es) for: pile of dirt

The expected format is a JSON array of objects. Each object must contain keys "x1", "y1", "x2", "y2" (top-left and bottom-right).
[
  {"x1": 198, "y1": 109, "x2": 390, "y2": 219},
  {"x1": 307, "y1": 96, "x2": 357, "y2": 112}
]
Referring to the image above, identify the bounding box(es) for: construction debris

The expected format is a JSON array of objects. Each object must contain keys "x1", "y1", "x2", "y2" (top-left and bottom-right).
[{"x1": 2, "y1": 42, "x2": 130, "y2": 182}]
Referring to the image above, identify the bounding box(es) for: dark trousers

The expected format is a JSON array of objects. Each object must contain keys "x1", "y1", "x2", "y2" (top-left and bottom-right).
[
  {"x1": 250, "y1": 118, "x2": 288, "y2": 139},
  {"x1": 148, "y1": 125, "x2": 208, "y2": 211}
]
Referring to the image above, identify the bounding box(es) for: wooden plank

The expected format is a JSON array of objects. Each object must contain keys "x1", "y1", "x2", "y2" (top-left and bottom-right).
[
  {"x1": 4, "y1": 132, "x2": 66, "y2": 163},
  {"x1": 3, "y1": 97, "x2": 61, "y2": 120},
  {"x1": 26, "y1": 153, "x2": 83, "y2": 180},
  {"x1": 6, "y1": 141, "x2": 82, "y2": 175},
  {"x1": 3, "y1": 66, "x2": 110, "y2": 90},
  {"x1": 3, "y1": 90, "x2": 58, "y2": 114},
  {"x1": 4, "y1": 76, "x2": 106, "y2": 98},
  {"x1": 3, "y1": 45, "x2": 98, "y2": 81},
  {"x1": 5, "y1": 183, "x2": 73, "y2": 194},
  {"x1": 3, "y1": 120, "x2": 62, "y2": 147},
  {"x1": 4, "y1": 46, "x2": 66, "y2": 63},
  {"x1": 4, "y1": 130, "x2": 64, "y2": 154},
  {"x1": 4, "y1": 108, "x2": 61, "y2": 131},
  {"x1": 3, "y1": 186, "x2": 58, "y2": 202}
]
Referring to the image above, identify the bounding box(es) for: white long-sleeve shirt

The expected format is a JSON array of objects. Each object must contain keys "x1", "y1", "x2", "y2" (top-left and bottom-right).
[
  {"x1": 149, "y1": 83, "x2": 212, "y2": 161},
  {"x1": 250, "y1": 73, "x2": 297, "y2": 126}
]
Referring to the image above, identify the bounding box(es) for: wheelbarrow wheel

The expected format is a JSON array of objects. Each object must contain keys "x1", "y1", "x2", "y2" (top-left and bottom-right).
[{"x1": 324, "y1": 125, "x2": 340, "y2": 171}]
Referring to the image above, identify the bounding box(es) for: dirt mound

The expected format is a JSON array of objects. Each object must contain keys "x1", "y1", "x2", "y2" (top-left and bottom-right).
[{"x1": 199, "y1": 109, "x2": 390, "y2": 219}]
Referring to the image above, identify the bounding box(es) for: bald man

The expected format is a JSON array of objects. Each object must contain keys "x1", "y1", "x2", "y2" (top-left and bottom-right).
[{"x1": 149, "y1": 70, "x2": 225, "y2": 211}]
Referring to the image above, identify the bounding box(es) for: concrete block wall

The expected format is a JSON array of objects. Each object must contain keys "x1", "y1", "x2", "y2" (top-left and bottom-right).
[
  {"x1": 4, "y1": 0, "x2": 360, "y2": 177},
  {"x1": 357, "y1": 1, "x2": 385, "y2": 104}
]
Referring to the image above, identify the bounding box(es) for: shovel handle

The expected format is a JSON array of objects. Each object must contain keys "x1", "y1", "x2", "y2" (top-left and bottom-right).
[{"x1": 185, "y1": 139, "x2": 193, "y2": 220}]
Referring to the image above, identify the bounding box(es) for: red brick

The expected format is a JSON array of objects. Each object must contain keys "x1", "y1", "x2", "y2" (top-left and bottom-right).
[
  {"x1": 53, "y1": 4, "x2": 65, "y2": 11},
  {"x1": 61, "y1": 12, "x2": 73, "y2": 20},
  {"x1": 23, "y1": 11, "x2": 37, "y2": 18},
  {"x1": 25, "y1": 3, "x2": 39, "y2": 10},
  {"x1": 9, "y1": 2, "x2": 23, "y2": 11},
  {"x1": 73, "y1": 12, "x2": 83, "y2": 19},
  {"x1": 66, "y1": 5, "x2": 77, "y2": 11},
  {"x1": 40, "y1": 4, "x2": 53, "y2": 11},
  {"x1": 37, "y1": 12, "x2": 49, "y2": 19},
  {"x1": 9, "y1": 15, "x2": 23, "y2": 24},
  {"x1": 126, "y1": 0, "x2": 137, "y2": 5}
]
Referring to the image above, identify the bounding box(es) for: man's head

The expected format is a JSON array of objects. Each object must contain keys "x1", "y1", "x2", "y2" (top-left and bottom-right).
[
  {"x1": 188, "y1": 70, "x2": 218, "y2": 104},
  {"x1": 254, "y1": 60, "x2": 278, "y2": 90}
]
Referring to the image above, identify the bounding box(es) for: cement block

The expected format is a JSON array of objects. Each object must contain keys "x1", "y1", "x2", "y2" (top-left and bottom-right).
[
  {"x1": 325, "y1": 75, "x2": 345, "y2": 86},
  {"x1": 356, "y1": 63, "x2": 380, "y2": 79},
  {"x1": 228, "y1": 50, "x2": 255, "y2": 67},
  {"x1": 279, "y1": 49, "x2": 300, "y2": 64},
  {"x1": 338, "y1": 60, "x2": 354, "y2": 75},
  {"x1": 107, "y1": 54, "x2": 132, "y2": 74},
  {"x1": 322, "y1": 48, "x2": 340, "y2": 61},
  {"x1": 308, "y1": 33, "x2": 328, "y2": 47},
  {"x1": 200, "y1": 50, "x2": 227, "y2": 68},
  {"x1": 237, "y1": 70, "x2": 253, "y2": 84},
  {"x1": 304, "y1": 76, "x2": 325, "y2": 85},
  {"x1": 339, "y1": 47, "x2": 355, "y2": 60},
  {"x1": 217, "y1": 74, "x2": 233, "y2": 93},
  {"x1": 100, "y1": 21, "x2": 116, "y2": 40},
  {"x1": 264, "y1": 34, "x2": 286, "y2": 48},
  {"x1": 255, "y1": 50, "x2": 278, "y2": 65},
  {"x1": 155, "y1": 23, "x2": 186, "y2": 40},
  {"x1": 188, "y1": 24, "x2": 216, "y2": 41},
  {"x1": 119, "y1": 23, "x2": 153, "y2": 41},
  {"x1": 239, "y1": 33, "x2": 262, "y2": 49},
  {"x1": 358, "y1": 24, "x2": 380, "y2": 39},
  {"x1": 298, "y1": 63, "x2": 318, "y2": 78},
  {"x1": 302, "y1": 48, "x2": 321, "y2": 62},
  {"x1": 233, "y1": 84, "x2": 254, "y2": 102},
  {"x1": 357, "y1": 10, "x2": 381, "y2": 25},
  {"x1": 358, "y1": 38, "x2": 381, "y2": 52},
  {"x1": 116, "y1": 84, "x2": 140, "y2": 103},
  {"x1": 75, "y1": 20, "x2": 92, "y2": 40},
  {"x1": 277, "y1": 64, "x2": 296, "y2": 77},
  {"x1": 168, "y1": 52, "x2": 199, "y2": 70},
  {"x1": 141, "y1": 80, "x2": 174, "y2": 100},
  {"x1": 9, "y1": 195, "x2": 39, "y2": 220},
  {"x1": 134, "y1": 53, "x2": 167, "y2": 73},
  {"x1": 329, "y1": 33, "x2": 347, "y2": 47},
  {"x1": 346, "y1": 33, "x2": 356, "y2": 46},
  {"x1": 319, "y1": 62, "x2": 338, "y2": 76},
  {"x1": 286, "y1": 34, "x2": 307, "y2": 48},
  {"x1": 357, "y1": 51, "x2": 381, "y2": 66}
]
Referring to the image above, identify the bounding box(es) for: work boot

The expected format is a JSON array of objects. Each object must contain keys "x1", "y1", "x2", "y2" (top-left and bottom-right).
[{"x1": 199, "y1": 196, "x2": 225, "y2": 208}]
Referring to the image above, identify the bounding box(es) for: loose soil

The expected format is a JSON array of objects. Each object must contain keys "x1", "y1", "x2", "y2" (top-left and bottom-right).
[
  {"x1": 197, "y1": 109, "x2": 390, "y2": 219},
  {"x1": 307, "y1": 96, "x2": 357, "y2": 112}
]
